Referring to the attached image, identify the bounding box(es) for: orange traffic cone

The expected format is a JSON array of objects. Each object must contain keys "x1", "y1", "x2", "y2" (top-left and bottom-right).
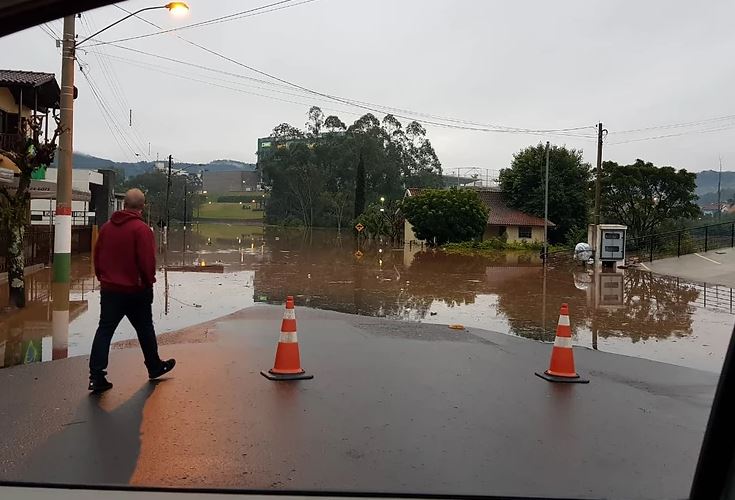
[
  {"x1": 261, "y1": 296, "x2": 314, "y2": 381},
  {"x1": 535, "y1": 303, "x2": 589, "y2": 383}
]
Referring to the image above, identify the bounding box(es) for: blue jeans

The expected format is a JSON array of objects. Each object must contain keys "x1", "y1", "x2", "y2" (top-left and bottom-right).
[{"x1": 89, "y1": 288, "x2": 161, "y2": 380}]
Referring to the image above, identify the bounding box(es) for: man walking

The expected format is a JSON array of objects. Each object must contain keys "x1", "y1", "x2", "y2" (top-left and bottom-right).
[{"x1": 89, "y1": 188, "x2": 175, "y2": 393}]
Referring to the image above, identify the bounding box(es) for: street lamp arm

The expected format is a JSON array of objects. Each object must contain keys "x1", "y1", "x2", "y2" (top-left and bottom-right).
[{"x1": 76, "y1": 5, "x2": 165, "y2": 47}]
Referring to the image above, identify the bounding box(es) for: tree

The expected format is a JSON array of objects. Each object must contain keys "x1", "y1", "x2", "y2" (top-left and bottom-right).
[
  {"x1": 402, "y1": 188, "x2": 488, "y2": 246},
  {"x1": 354, "y1": 152, "x2": 366, "y2": 217},
  {"x1": 305, "y1": 106, "x2": 325, "y2": 137},
  {"x1": 600, "y1": 159, "x2": 700, "y2": 240},
  {"x1": 123, "y1": 170, "x2": 199, "y2": 225},
  {"x1": 324, "y1": 115, "x2": 347, "y2": 133},
  {"x1": 499, "y1": 143, "x2": 590, "y2": 243},
  {"x1": 271, "y1": 123, "x2": 304, "y2": 141},
  {"x1": 355, "y1": 200, "x2": 403, "y2": 242},
  {"x1": 0, "y1": 119, "x2": 60, "y2": 307},
  {"x1": 260, "y1": 108, "x2": 443, "y2": 228}
]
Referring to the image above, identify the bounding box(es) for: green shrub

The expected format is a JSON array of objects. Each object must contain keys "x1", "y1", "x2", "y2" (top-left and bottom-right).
[{"x1": 402, "y1": 188, "x2": 488, "y2": 246}]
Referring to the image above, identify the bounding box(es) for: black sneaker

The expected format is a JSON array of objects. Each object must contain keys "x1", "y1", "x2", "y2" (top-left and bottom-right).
[
  {"x1": 88, "y1": 377, "x2": 113, "y2": 393},
  {"x1": 148, "y1": 358, "x2": 176, "y2": 380}
]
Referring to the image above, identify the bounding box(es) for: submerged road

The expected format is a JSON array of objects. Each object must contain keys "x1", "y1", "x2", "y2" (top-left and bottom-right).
[{"x1": 0, "y1": 305, "x2": 720, "y2": 499}]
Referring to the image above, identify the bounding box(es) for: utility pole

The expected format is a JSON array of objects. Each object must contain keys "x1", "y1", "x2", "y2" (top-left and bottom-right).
[
  {"x1": 166, "y1": 154, "x2": 172, "y2": 230},
  {"x1": 182, "y1": 179, "x2": 187, "y2": 265},
  {"x1": 52, "y1": 15, "x2": 75, "y2": 285},
  {"x1": 50, "y1": 14, "x2": 75, "y2": 366},
  {"x1": 592, "y1": 122, "x2": 605, "y2": 266},
  {"x1": 717, "y1": 156, "x2": 723, "y2": 221},
  {"x1": 544, "y1": 141, "x2": 550, "y2": 264}
]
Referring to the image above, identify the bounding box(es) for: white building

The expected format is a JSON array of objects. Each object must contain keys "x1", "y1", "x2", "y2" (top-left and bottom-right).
[{"x1": 29, "y1": 168, "x2": 103, "y2": 226}]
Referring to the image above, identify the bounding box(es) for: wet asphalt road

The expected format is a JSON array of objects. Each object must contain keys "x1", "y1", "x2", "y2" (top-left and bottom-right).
[{"x1": 0, "y1": 305, "x2": 720, "y2": 499}]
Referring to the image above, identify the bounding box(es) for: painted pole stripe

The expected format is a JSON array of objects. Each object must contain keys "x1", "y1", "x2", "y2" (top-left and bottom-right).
[
  {"x1": 53, "y1": 215, "x2": 72, "y2": 254},
  {"x1": 279, "y1": 332, "x2": 298, "y2": 343},
  {"x1": 52, "y1": 254, "x2": 71, "y2": 283},
  {"x1": 557, "y1": 315, "x2": 570, "y2": 326},
  {"x1": 55, "y1": 206, "x2": 72, "y2": 216},
  {"x1": 283, "y1": 308, "x2": 296, "y2": 320},
  {"x1": 554, "y1": 336, "x2": 573, "y2": 349},
  {"x1": 52, "y1": 310, "x2": 70, "y2": 355}
]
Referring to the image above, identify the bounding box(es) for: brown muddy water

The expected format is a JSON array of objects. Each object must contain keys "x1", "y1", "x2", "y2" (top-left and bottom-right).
[{"x1": 1, "y1": 224, "x2": 732, "y2": 373}]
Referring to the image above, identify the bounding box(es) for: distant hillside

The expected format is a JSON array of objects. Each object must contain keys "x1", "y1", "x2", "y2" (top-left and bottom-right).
[
  {"x1": 54, "y1": 152, "x2": 256, "y2": 178},
  {"x1": 696, "y1": 170, "x2": 735, "y2": 196}
]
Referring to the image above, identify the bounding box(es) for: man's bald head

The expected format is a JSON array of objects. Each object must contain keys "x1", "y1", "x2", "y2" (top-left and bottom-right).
[{"x1": 124, "y1": 188, "x2": 146, "y2": 211}]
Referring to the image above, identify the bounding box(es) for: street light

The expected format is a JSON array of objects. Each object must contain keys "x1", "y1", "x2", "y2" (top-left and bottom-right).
[
  {"x1": 53, "y1": 3, "x2": 190, "y2": 286},
  {"x1": 76, "y1": 3, "x2": 190, "y2": 47}
]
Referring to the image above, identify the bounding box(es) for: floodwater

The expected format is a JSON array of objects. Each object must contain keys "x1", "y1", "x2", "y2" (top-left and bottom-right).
[{"x1": 1, "y1": 224, "x2": 733, "y2": 372}]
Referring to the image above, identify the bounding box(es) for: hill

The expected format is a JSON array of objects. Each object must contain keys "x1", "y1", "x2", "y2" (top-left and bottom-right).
[
  {"x1": 695, "y1": 170, "x2": 735, "y2": 196},
  {"x1": 55, "y1": 152, "x2": 256, "y2": 178}
]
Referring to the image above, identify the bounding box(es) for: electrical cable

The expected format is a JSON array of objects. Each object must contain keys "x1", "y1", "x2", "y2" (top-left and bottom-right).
[
  {"x1": 78, "y1": 59, "x2": 142, "y2": 160},
  {"x1": 80, "y1": 13, "x2": 151, "y2": 160},
  {"x1": 92, "y1": 4, "x2": 597, "y2": 138},
  {"x1": 609, "y1": 114, "x2": 735, "y2": 135},
  {"x1": 607, "y1": 123, "x2": 735, "y2": 146},
  {"x1": 88, "y1": 0, "x2": 317, "y2": 47},
  {"x1": 97, "y1": 43, "x2": 596, "y2": 139}
]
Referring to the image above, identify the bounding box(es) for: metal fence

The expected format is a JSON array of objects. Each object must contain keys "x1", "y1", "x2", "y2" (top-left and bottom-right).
[
  {"x1": 626, "y1": 220, "x2": 735, "y2": 263},
  {"x1": 0, "y1": 225, "x2": 92, "y2": 273}
]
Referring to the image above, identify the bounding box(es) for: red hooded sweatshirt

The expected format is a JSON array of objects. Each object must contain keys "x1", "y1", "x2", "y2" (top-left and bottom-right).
[{"x1": 94, "y1": 210, "x2": 156, "y2": 293}]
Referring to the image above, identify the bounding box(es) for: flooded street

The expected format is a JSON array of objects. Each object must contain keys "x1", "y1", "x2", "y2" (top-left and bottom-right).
[{"x1": 1, "y1": 224, "x2": 732, "y2": 372}]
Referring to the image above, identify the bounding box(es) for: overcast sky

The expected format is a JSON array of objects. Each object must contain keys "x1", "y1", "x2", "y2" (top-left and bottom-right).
[{"x1": 2, "y1": 0, "x2": 735, "y2": 174}]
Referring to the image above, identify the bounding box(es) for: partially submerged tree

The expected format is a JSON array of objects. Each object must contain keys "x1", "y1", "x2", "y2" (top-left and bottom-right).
[
  {"x1": 500, "y1": 143, "x2": 590, "y2": 243},
  {"x1": 260, "y1": 107, "x2": 443, "y2": 228},
  {"x1": 0, "y1": 118, "x2": 60, "y2": 307},
  {"x1": 402, "y1": 188, "x2": 488, "y2": 246},
  {"x1": 600, "y1": 159, "x2": 700, "y2": 240}
]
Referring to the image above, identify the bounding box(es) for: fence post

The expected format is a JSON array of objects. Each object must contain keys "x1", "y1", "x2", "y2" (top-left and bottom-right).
[
  {"x1": 731, "y1": 223, "x2": 734, "y2": 248},
  {"x1": 677, "y1": 231, "x2": 682, "y2": 257},
  {"x1": 705, "y1": 226, "x2": 709, "y2": 253},
  {"x1": 649, "y1": 235, "x2": 654, "y2": 262}
]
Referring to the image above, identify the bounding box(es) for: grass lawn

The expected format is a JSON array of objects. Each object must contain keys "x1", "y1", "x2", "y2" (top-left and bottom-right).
[
  {"x1": 196, "y1": 202, "x2": 263, "y2": 221},
  {"x1": 193, "y1": 223, "x2": 264, "y2": 240}
]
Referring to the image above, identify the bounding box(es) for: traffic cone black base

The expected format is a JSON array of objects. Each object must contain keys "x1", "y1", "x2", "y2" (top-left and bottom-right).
[
  {"x1": 261, "y1": 370, "x2": 313, "y2": 381},
  {"x1": 535, "y1": 371, "x2": 589, "y2": 384}
]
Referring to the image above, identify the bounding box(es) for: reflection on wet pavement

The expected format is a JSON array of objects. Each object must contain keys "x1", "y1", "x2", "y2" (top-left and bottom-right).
[{"x1": 1, "y1": 224, "x2": 733, "y2": 372}]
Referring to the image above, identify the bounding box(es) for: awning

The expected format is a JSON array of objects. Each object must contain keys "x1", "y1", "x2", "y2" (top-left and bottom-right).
[
  {"x1": 1, "y1": 176, "x2": 90, "y2": 202},
  {"x1": 0, "y1": 154, "x2": 20, "y2": 173}
]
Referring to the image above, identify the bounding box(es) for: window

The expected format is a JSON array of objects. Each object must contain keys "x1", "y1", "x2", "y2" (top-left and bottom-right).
[{"x1": 518, "y1": 226, "x2": 532, "y2": 239}]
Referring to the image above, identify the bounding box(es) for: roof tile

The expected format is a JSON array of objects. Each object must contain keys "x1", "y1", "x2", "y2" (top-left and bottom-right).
[{"x1": 0, "y1": 69, "x2": 56, "y2": 87}]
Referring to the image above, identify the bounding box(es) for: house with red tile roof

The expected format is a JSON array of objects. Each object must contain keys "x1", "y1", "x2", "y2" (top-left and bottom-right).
[{"x1": 404, "y1": 187, "x2": 554, "y2": 244}]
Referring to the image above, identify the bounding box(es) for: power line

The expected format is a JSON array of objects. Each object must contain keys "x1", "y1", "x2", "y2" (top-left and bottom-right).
[
  {"x1": 88, "y1": 49, "x2": 381, "y2": 112},
  {"x1": 87, "y1": 49, "x2": 370, "y2": 119},
  {"x1": 609, "y1": 114, "x2": 735, "y2": 135},
  {"x1": 88, "y1": 0, "x2": 318, "y2": 47},
  {"x1": 97, "y1": 42, "x2": 595, "y2": 139},
  {"x1": 78, "y1": 64, "x2": 138, "y2": 159},
  {"x1": 88, "y1": 2, "x2": 596, "y2": 140},
  {"x1": 607, "y1": 123, "x2": 735, "y2": 146},
  {"x1": 78, "y1": 57, "x2": 146, "y2": 160},
  {"x1": 80, "y1": 12, "x2": 152, "y2": 160},
  {"x1": 43, "y1": 22, "x2": 59, "y2": 38},
  {"x1": 38, "y1": 25, "x2": 55, "y2": 40}
]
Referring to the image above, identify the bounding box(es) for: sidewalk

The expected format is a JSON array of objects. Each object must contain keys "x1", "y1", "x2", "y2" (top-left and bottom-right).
[
  {"x1": 0, "y1": 305, "x2": 719, "y2": 499},
  {"x1": 643, "y1": 247, "x2": 735, "y2": 288}
]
